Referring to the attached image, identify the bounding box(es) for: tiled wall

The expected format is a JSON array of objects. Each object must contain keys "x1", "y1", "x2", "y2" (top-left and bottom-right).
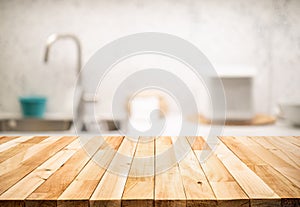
[{"x1": 0, "y1": 0, "x2": 299, "y2": 117}]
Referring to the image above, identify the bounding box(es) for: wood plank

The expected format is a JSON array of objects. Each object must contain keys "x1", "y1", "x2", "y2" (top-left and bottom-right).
[
  {"x1": 0, "y1": 138, "x2": 83, "y2": 206},
  {"x1": 261, "y1": 136, "x2": 299, "y2": 154},
  {"x1": 220, "y1": 136, "x2": 300, "y2": 206},
  {"x1": 215, "y1": 136, "x2": 280, "y2": 207},
  {"x1": 155, "y1": 136, "x2": 186, "y2": 207},
  {"x1": 57, "y1": 136, "x2": 122, "y2": 207},
  {"x1": 258, "y1": 136, "x2": 300, "y2": 170},
  {"x1": 0, "y1": 136, "x2": 33, "y2": 152},
  {"x1": 246, "y1": 136, "x2": 300, "y2": 188},
  {"x1": 173, "y1": 137, "x2": 216, "y2": 207},
  {"x1": 187, "y1": 136, "x2": 210, "y2": 150},
  {"x1": 122, "y1": 136, "x2": 155, "y2": 207},
  {"x1": 90, "y1": 137, "x2": 137, "y2": 207},
  {"x1": 290, "y1": 136, "x2": 300, "y2": 147},
  {"x1": 188, "y1": 136, "x2": 248, "y2": 207},
  {"x1": 217, "y1": 137, "x2": 266, "y2": 169},
  {"x1": 25, "y1": 136, "x2": 105, "y2": 207},
  {"x1": 274, "y1": 136, "x2": 300, "y2": 152},
  {"x1": 0, "y1": 136, "x2": 20, "y2": 145},
  {"x1": 91, "y1": 136, "x2": 125, "y2": 170},
  {"x1": 254, "y1": 136, "x2": 300, "y2": 168},
  {"x1": 0, "y1": 136, "x2": 49, "y2": 163},
  {"x1": 0, "y1": 136, "x2": 77, "y2": 195},
  {"x1": 0, "y1": 136, "x2": 61, "y2": 176}
]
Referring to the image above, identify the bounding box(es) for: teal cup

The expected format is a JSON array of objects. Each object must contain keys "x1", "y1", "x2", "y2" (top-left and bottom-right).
[{"x1": 19, "y1": 96, "x2": 47, "y2": 118}]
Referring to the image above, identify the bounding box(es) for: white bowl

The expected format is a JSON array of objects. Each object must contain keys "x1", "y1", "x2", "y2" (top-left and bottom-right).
[{"x1": 279, "y1": 103, "x2": 300, "y2": 126}]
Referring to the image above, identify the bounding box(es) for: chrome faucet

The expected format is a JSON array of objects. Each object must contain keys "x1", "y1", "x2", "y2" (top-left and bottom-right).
[
  {"x1": 44, "y1": 33, "x2": 82, "y2": 75},
  {"x1": 44, "y1": 34, "x2": 98, "y2": 101},
  {"x1": 44, "y1": 33, "x2": 85, "y2": 131}
]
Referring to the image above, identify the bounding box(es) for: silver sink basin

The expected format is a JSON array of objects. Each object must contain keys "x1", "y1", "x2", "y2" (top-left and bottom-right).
[{"x1": 0, "y1": 119, "x2": 73, "y2": 132}]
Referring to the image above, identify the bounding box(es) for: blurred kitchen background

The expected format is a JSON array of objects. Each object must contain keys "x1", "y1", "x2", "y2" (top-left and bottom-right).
[{"x1": 0, "y1": 0, "x2": 299, "y2": 135}]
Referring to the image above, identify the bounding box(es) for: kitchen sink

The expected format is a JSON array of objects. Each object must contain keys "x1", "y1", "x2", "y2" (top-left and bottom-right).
[{"x1": 0, "y1": 118, "x2": 73, "y2": 132}]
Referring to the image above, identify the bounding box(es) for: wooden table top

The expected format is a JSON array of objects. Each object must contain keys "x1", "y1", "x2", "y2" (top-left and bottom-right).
[{"x1": 0, "y1": 136, "x2": 299, "y2": 207}]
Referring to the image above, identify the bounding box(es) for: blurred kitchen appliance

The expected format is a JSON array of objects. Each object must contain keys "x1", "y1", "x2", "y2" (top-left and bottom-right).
[{"x1": 202, "y1": 65, "x2": 256, "y2": 121}]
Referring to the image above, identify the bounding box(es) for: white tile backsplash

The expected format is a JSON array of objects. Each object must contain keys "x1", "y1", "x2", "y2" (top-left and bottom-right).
[{"x1": 0, "y1": 0, "x2": 299, "y2": 117}]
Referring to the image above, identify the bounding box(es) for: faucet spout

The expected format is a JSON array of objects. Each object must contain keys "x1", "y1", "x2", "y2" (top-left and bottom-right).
[
  {"x1": 44, "y1": 33, "x2": 82, "y2": 74},
  {"x1": 44, "y1": 46, "x2": 50, "y2": 62}
]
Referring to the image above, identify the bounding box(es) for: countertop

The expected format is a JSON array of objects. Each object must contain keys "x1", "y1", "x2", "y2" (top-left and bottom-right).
[
  {"x1": 0, "y1": 135, "x2": 299, "y2": 207},
  {"x1": 1, "y1": 117, "x2": 300, "y2": 136}
]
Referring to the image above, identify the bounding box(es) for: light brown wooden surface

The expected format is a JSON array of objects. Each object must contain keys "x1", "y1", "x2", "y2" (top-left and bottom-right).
[
  {"x1": 188, "y1": 136, "x2": 249, "y2": 207},
  {"x1": 0, "y1": 136, "x2": 299, "y2": 207},
  {"x1": 175, "y1": 137, "x2": 216, "y2": 207},
  {"x1": 155, "y1": 136, "x2": 186, "y2": 207},
  {"x1": 219, "y1": 136, "x2": 300, "y2": 207},
  {"x1": 0, "y1": 136, "x2": 20, "y2": 145},
  {"x1": 122, "y1": 137, "x2": 155, "y2": 207},
  {"x1": 198, "y1": 114, "x2": 276, "y2": 125}
]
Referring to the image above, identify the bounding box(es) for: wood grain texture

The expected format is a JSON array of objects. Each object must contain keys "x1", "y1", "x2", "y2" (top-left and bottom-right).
[
  {"x1": 173, "y1": 137, "x2": 216, "y2": 207},
  {"x1": 245, "y1": 136, "x2": 300, "y2": 188},
  {"x1": 220, "y1": 137, "x2": 300, "y2": 195},
  {"x1": 58, "y1": 137, "x2": 120, "y2": 207},
  {"x1": 241, "y1": 136, "x2": 299, "y2": 170},
  {"x1": 253, "y1": 136, "x2": 300, "y2": 169},
  {"x1": 155, "y1": 136, "x2": 186, "y2": 207},
  {"x1": 90, "y1": 137, "x2": 135, "y2": 207},
  {"x1": 0, "y1": 136, "x2": 20, "y2": 145},
  {"x1": 26, "y1": 136, "x2": 102, "y2": 207},
  {"x1": 189, "y1": 137, "x2": 249, "y2": 207},
  {"x1": 0, "y1": 136, "x2": 33, "y2": 153},
  {"x1": 0, "y1": 136, "x2": 48, "y2": 163},
  {"x1": 290, "y1": 136, "x2": 300, "y2": 146},
  {"x1": 122, "y1": 137, "x2": 155, "y2": 207},
  {"x1": 0, "y1": 138, "x2": 81, "y2": 207},
  {"x1": 0, "y1": 136, "x2": 298, "y2": 207},
  {"x1": 0, "y1": 136, "x2": 77, "y2": 195},
  {"x1": 0, "y1": 136, "x2": 61, "y2": 176},
  {"x1": 216, "y1": 136, "x2": 281, "y2": 207},
  {"x1": 220, "y1": 136, "x2": 300, "y2": 207}
]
